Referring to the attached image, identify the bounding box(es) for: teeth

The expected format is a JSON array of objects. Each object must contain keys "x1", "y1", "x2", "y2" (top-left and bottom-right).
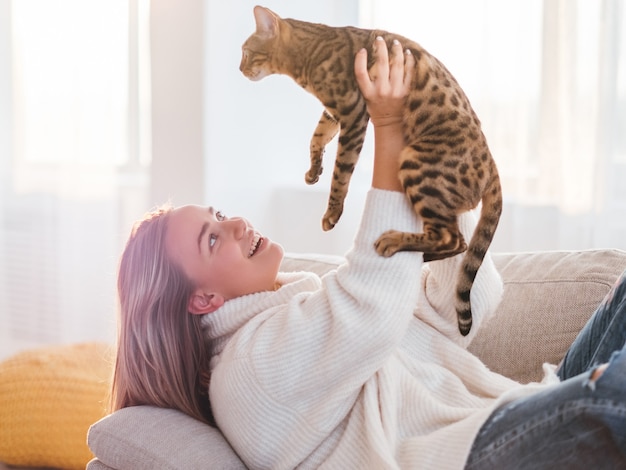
[{"x1": 249, "y1": 233, "x2": 261, "y2": 257}]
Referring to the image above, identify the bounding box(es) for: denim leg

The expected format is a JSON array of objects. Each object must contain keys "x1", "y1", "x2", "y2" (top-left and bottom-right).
[
  {"x1": 465, "y1": 346, "x2": 626, "y2": 470},
  {"x1": 557, "y1": 269, "x2": 626, "y2": 381}
]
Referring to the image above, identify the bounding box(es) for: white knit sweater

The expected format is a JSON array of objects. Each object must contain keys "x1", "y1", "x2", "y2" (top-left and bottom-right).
[{"x1": 203, "y1": 189, "x2": 555, "y2": 470}]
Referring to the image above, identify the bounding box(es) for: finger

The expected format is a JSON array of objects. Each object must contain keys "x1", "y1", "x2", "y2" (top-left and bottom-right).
[
  {"x1": 389, "y1": 39, "x2": 404, "y2": 89},
  {"x1": 402, "y1": 49, "x2": 415, "y2": 93},
  {"x1": 372, "y1": 36, "x2": 389, "y2": 82},
  {"x1": 354, "y1": 48, "x2": 375, "y2": 97}
]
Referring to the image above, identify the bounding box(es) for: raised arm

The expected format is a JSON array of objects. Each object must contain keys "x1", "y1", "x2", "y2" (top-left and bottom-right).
[
  {"x1": 356, "y1": 38, "x2": 502, "y2": 347},
  {"x1": 355, "y1": 37, "x2": 415, "y2": 192}
]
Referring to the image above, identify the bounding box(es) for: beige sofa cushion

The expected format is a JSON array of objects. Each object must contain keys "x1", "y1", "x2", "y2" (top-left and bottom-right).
[{"x1": 469, "y1": 249, "x2": 626, "y2": 383}]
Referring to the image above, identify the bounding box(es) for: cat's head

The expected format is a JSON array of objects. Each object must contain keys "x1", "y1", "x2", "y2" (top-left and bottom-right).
[{"x1": 240, "y1": 6, "x2": 282, "y2": 81}]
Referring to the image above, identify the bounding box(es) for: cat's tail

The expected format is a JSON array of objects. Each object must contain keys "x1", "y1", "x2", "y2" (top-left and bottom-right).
[{"x1": 456, "y1": 164, "x2": 502, "y2": 336}]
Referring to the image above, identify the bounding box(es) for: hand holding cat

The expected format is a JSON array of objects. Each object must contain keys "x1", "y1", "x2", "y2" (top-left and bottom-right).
[
  {"x1": 357, "y1": 38, "x2": 413, "y2": 193},
  {"x1": 355, "y1": 37, "x2": 415, "y2": 128}
]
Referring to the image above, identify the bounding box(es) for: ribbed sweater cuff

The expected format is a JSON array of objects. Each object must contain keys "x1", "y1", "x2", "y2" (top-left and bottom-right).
[{"x1": 353, "y1": 189, "x2": 422, "y2": 251}]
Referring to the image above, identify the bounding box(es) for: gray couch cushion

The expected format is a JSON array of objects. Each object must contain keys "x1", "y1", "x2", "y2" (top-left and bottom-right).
[
  {"x1": 86, "y1": 458, "x2": 114, "y2": 470},
  {"x1": 87, "y1": 406, "x2": 246, "y2": 470}
]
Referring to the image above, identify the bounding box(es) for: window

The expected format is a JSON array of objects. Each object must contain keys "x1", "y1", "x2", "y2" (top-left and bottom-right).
[{"x1": 0, "y1": 0, "x2": 150, "y2": 358}]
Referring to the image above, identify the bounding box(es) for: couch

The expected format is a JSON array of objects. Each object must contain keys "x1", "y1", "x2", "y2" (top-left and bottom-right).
[
  {"x1": 84, "y1": 248, "x2": 626, "y2": 470},
  {"x1": 2, "y1": 249, "x2": 626, "y2": 470}
]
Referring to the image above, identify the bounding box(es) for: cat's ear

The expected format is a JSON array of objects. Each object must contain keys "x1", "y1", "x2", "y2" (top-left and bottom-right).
[{"x1": 253, "y1": 5, "x2": 279, "y2": 38}]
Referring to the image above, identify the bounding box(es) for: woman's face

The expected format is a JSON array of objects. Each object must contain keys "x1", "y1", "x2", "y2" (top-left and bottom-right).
[{"x1": 165, "y1": 205, "x2": 284, "y2": 314}]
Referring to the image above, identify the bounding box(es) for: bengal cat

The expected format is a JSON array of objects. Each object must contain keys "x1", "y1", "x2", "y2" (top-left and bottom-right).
[{"x1": 240, "y1": 6, "x2": 502, "y2": 336}]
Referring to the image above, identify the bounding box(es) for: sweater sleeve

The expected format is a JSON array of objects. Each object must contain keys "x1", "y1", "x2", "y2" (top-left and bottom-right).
[
  {"x1": 253, "y1": 189, "x2": 422, "y2": 399},
  {"x1": 415, "y1": 209, "x2": 503, "y2": 347},
  {"x1": 210, "y1": 189, "x2": 424, "y2": 464}
]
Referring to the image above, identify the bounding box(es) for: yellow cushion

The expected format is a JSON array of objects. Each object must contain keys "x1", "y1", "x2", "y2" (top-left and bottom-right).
[{"x1": 0, "y1": 342, "x2": 112, "y2": 470}]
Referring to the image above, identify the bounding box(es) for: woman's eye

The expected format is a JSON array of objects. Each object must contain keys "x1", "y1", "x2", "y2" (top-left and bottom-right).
[
  {"x1": 209, "y1": 234, "x2": 217, "y2": 248},
  {"x1": 215, "y1": 211, "x2": 226, "y2": 221}
]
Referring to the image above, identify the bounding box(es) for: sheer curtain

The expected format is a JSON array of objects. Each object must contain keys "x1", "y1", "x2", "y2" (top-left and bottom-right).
[
  {"x1": 360, "y1": 0, "x2": 626, "y2": 252},
  {"x1": 0, "y1": 0, "x2": 151, "y2": 359}
]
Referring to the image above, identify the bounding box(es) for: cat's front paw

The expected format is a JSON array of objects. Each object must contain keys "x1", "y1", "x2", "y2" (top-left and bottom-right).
[
  {"x1": 305, "y1": 167, "x2": 322, "y2": 185},
  {"x1": 322, "y1": 208, "x2": 342, "y2": 231},
  {"x1": 374, "y1": 230, "x2": 404, "y2": 257}
]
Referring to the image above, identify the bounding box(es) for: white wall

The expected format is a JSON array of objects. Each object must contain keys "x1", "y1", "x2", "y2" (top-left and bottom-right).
[
  {"x1": 148, "y1": 0, "x2": 367, "y2": 255},
  {"x1": 201, "y1": 1, "x2": 366, "y2": 255},
  {"x1": 150, "y1": 0, "x2": 205, "y2": 206}
]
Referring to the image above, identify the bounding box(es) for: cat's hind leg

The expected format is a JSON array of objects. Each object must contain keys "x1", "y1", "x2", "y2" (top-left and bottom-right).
[
  {"x1": 306, "y1": 110, "x2": 340, "y2": 185},
  {"x1": 375, "y1": 143, "x2": 471, "y2": 259},
  {"x1": 374, "y1": 218, "x2": 467, "y2": 260}
]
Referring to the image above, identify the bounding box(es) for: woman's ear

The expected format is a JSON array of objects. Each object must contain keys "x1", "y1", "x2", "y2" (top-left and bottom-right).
[{"x1": 188, "y1": 290, "x2": 225, "y2": 315}]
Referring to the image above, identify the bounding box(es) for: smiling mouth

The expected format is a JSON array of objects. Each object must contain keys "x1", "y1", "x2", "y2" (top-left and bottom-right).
[{"x1": 249, "y1": 233, "x2": 263, "y2": 257}]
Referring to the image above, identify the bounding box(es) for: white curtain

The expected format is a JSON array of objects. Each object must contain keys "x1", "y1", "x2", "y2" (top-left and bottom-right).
[
  {"x1": 0, "y1": 0, "x2": 151, "y2": 359},
  {"x1": 360, "y1": 0, "x2": 626, "y2": 252}
]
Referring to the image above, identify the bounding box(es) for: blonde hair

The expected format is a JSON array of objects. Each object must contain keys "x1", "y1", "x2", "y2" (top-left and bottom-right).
[{"x1": 110, "y1": 205, "x2": 213, "y2": 424}]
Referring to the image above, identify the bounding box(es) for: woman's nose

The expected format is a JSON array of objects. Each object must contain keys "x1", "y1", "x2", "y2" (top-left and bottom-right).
[{"x1": 227, "y1": 218, "x2": 247, "y2": 239}]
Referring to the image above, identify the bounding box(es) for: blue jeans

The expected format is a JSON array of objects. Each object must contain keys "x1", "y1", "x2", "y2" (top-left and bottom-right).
[{"x1": 465, "y1": 270, "x2": 626, "y2": 469}]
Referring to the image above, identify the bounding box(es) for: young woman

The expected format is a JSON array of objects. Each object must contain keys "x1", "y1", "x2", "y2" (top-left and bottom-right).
[{"x1": 111, "y1": 39, "x2": 626, "y2": 469}]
